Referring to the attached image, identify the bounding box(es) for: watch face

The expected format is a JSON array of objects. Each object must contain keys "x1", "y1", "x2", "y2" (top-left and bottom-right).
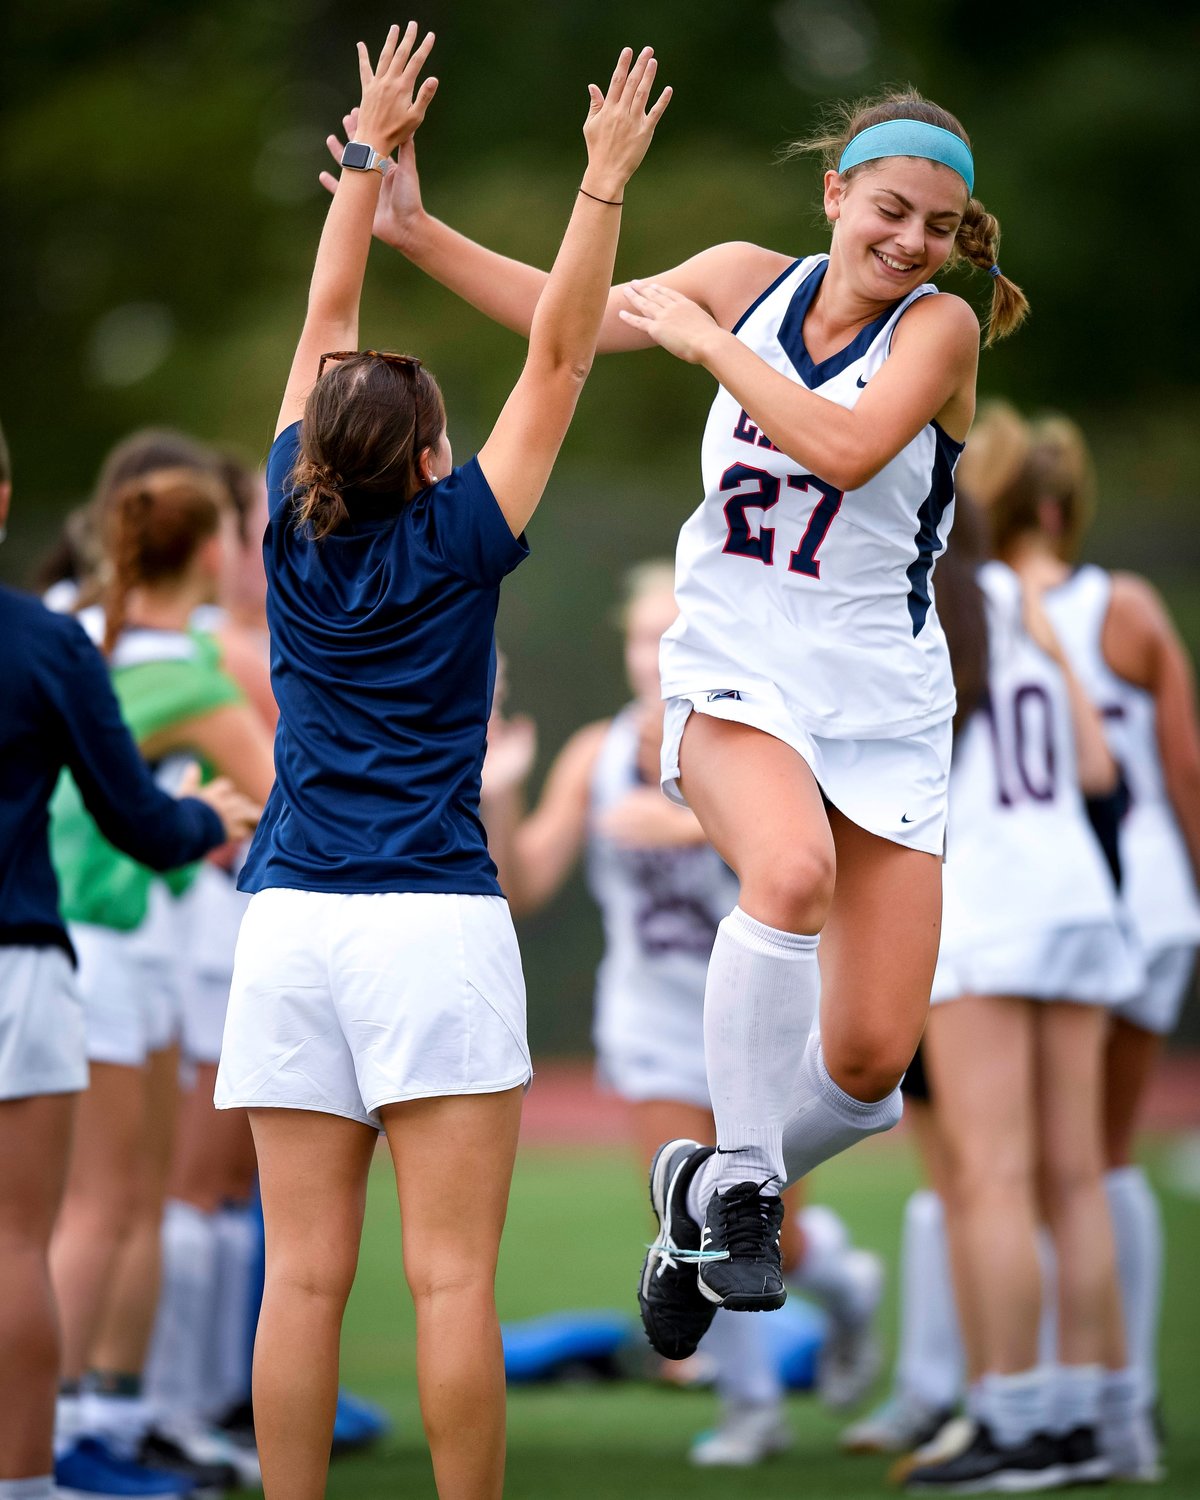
[{"x1": 341, "y1": 142, "x2": 373, "y2": 170}]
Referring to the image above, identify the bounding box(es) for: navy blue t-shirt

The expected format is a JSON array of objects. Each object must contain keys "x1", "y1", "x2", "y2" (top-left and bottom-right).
[{"x1": 239, "y1": 422, "x2": 528, "y2": 896}]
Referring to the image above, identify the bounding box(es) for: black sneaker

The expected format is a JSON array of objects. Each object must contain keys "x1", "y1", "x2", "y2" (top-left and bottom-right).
[
  {"x1": 1057, "y1": 1425, "x2": 1111, "y2": 1485},
  {"x1": 904, "y1": 1421, "x2": 1070, "y2": 1492},
  {"x1": 637, "y1": 1139, "x2": 717, "y2": 1361},
  {"x1": 138, "y1": 1429, "x2": 235, "y2": 1494},
  {"x1": 696, "y1": 1181, "x2": 786, "y2": 1311}
]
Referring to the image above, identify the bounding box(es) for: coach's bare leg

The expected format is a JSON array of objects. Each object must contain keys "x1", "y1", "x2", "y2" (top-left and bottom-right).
[
  {"x1": 250, "y1": 1107, "x2": 376, "y2": 1500},
  {"x1": 90, "y1": 1043, "x2": 181, "y2": 1374},
  {"x1": 1037, "y1": 1003, "x2": 1126, "y2": 1370},
  {"x1": 0, "y1": 1090, "x2": 75, "y2": 1480},
  {"x1": 50, "y1": 1062, "x2": 144, "y2": 1381},
  {"x1": 925, "y1": 996, "x2": 1041, "y2": 1375},
  {"x1": 381, "y1": 1087, "x2": 523, "y2": 1500}
]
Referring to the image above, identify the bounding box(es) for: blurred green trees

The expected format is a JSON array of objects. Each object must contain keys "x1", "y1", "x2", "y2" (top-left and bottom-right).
[{"x1": 3, "y1": 0, "x2": 1197, "y2": 1049}]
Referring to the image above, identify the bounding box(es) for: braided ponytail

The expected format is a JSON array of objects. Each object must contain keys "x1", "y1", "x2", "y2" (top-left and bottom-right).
[{"x1": 954, "y1": 199, "x2": 1028, "y2": 345}]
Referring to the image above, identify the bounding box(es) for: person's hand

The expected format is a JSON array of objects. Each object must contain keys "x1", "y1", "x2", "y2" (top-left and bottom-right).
[
  {"x1": 595, "y1": 787, "x2": 705, "y2": 848},
  {"x1": 353, "y1": 21, "x2": 438, "y2": 159},
  {"x1": 580, "y1": 46, "x2": 672, "y2": 201},
  {"x1": 321, "y1": 107, "x2": 426, "y2": 251},
  {"x1": 619, "y1": 280, "x2": 721, "y2": 364},
  {"x1": 482, "y1": 713, "x2": 537, "y2": 798},
  {"x1": 179, "y1": 763, "x2": 261, "y2": 843}
]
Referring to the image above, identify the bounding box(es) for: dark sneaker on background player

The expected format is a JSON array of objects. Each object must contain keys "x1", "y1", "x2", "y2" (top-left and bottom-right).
[
  {"x1": 696, "y1": 1180, "x2": 786, "y2": 1311},
  {"x1": 903, "y1": 1421, "x2": 1069, "y2": 1492},
  {"x1": 638, "y1": 1139, "x2": 717, "y2": 1360}
]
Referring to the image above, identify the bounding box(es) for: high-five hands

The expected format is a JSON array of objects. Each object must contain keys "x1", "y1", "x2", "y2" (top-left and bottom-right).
[
  {"x1": 580, "y1": 46, "x2": 672, "y2": 200},
  {"x1": 353, "y1": 21, "x2": 439, "y2": 159}
]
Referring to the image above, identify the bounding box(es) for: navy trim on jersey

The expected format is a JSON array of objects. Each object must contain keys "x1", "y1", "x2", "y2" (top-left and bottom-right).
[
  {"x1": 731, "y1": 257, "x2": 803, "y2": 336},
  {"x1": 906, "y1": 420, "x2": 964, "y2": 637},
  {"x1": 777, "y1": 259, "x2": 904, "y2": 388}
]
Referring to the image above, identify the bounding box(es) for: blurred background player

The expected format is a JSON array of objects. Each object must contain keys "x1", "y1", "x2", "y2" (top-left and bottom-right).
[
  {"x1": 0, "y1": 415, "x2": 257, "y2": 1500},
  {"x1": 46, "y1": 458, "x2": 275, "y2": 1494},
  {"x1": 895, "y1": 451, "x2": 1143, "y2": 1491},
  {"x1": 482, "y1": 560, "x2": 884, "y2": 1465}
]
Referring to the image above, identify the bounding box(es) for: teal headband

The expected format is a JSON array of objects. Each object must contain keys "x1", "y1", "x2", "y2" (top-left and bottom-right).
[{"x1": 838, "y1": 119, "x2": 974, "y2": 195}]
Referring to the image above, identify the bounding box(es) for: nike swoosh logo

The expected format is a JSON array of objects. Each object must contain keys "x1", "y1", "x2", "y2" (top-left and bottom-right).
[
  {"x1": 901, "y1": 813, "x2": 915, "y2": 824},
  {"x1": 856, "y1": 374, "x2": 868, "y2": 388},
  {"x1": 716, "y1": 1146, "x2": 750, "y2": 1154}
]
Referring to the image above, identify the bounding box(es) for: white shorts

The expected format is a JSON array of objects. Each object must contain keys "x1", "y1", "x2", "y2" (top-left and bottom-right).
[
  {"x1": 594, "y1": 998, "x2": 710, "y2": 1112},
  {"x1": 71, "y1": 890, "x2": 185, "y2": 1067},
  {"x1": 215, "y1": 888, "x2": 532, "y2": 1129},
  {"x1": 931, "y1": 921, "x2": 1144, "y2": 1008},
  {"x1": 1113, "y1": 943, "x2": 1196, "y2": 1036},
  {"x1": 0, "y1": 946, "x2": 88, "y2": 1099},
  {"x1": 662, "y1": 686, "x2": 951, "y2": 856},
  {"x1": 180, "y1": 864, "x2": 250, "y2": 1065}
]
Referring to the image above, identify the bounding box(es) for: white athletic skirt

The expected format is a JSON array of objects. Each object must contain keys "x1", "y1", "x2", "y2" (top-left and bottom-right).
[
  {"x1": 661, "y1": 684, "x2": 951, "y2": 856},
  {"x1": 930, "y1": 921, "x2": 1144, "y2": 1008},
  {"x1": 70, "y1": 884, "x2": 186, "y2": 1067},
  {"x1": 0, "y1": 946, "x2": 88, "y2": 1099},
  {"x1": 215, "y1": 888, "x2": 532, "y2": 1129},
  {"x1": 1113, "y1": 943, "x2": 1197, "y2": 1036}
]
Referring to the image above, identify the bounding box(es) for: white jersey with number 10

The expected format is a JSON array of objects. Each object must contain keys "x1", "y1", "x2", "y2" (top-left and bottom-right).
[{"x1": 660, "y1": 253, "x2": 960, "y2": 740}]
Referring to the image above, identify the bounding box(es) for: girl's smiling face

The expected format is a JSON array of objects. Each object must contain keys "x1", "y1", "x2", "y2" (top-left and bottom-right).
[{"x1": 824, "y1": 156, "x2": 968, "y2": 301}]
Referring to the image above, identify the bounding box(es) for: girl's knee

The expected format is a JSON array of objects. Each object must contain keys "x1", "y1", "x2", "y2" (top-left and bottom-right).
[{"x1": 743, "y1": 845, "x2": 835, "y2": 933}]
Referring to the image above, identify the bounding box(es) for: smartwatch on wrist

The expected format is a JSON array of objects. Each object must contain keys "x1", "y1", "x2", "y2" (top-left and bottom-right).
[{"x1": 340, "y1": 141, "x2": 390, "y2": 175}]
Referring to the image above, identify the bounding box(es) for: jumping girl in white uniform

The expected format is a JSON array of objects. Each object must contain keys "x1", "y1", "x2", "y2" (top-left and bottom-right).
[
  {"x1": 212, "y1": 29, "x2": 669, "y2": 1499},
  {"x1": 482, "y1": 563, "x2": 883, "y2": 1466},
  {"x1": 985, "y1": 406, "x2": 1200, "y2": 1479},
  {"x1": 335, "y1": 85, "x2": 1026, "y2": 1339}
]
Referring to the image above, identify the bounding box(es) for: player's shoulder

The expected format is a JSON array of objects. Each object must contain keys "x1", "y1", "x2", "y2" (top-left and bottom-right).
[
  {"x1": 675, "y1": 243, "x2": 798, "y2": 328},
  {"x1": 1106, "y1": 571, "x2": 1175, "y2": 646},
  {"x1": 895, "y1": 289, "x2": 980, "y2": 346}
]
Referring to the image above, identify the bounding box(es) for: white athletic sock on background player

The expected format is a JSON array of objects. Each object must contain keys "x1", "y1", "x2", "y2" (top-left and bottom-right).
[
  {"x1": 145, "y1": 1199, "x2": 221, "y2": 1426},
  {"x1": 686, "y1": 907, "x2": 819, "y2": 1219},
  {"x1": 978, "y1": 1366, "x2": 1049, "y2": 1450},
  {"x1": 1105, "y1": 1164, "x2": 1162, "y2": 1408},
  {"x1": 704, "y1": 1307, "x2": 785, "y2": 1412},
  {"x1": 894, "y1": 1190, "x2": 964, "y2": 1415},
  {"x1": 780, "y1": 1034, "x2": 903, "y2": 1187}
]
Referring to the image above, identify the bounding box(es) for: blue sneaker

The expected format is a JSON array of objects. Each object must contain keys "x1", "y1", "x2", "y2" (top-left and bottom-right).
[
  {"x1": 55, "y1": 1436, "x2": 196, "y2": 1495},
  {"x1": 331, "y1": 1389, "x2": 391, "y2": 1455}
]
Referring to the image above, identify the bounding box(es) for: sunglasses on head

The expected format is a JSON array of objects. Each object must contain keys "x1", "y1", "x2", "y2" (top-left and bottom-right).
[{"x1": 317, "y1": 349, "x2": 424, "y2": 380}]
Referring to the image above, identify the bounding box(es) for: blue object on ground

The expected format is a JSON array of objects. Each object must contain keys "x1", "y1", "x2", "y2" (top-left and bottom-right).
[
  {"x1": 759, "y1": 1296, "x2": 827, "y2": 1391},
  {"x1": 502, "y1": 1310, "x2": 635, "y2": 1384},
  {"x1": 332, "y1": 1389, "x2": 393, "y2": 1454},
  {"x1": 55, "y1": 1436, "x2": 196, "y2": 1496}
]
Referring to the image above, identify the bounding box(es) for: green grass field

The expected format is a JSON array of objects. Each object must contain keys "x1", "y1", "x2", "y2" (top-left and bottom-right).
[{"x1": 327, "y1": 1139, "x2": 1199, "y2": 1498}]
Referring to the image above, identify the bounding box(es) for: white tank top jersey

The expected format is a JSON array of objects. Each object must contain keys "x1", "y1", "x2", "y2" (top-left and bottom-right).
[
  {"x1": 1045, "y1": 565, "x2": 1200, "y2": 953},
  {"x1": 585, "y1": 708, "x2": 739, "y2": 1060},
  {"x1": 660, "y1": 253, "x2": 960, "y2": 739},
  {"x1": 940, "y1": 562, "x2": 1127, "y2": 948}
]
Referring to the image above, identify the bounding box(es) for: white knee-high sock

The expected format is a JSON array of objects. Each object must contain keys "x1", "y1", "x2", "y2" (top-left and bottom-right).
[
  {"x1": 701, "y1": 1306, "x2": 784, "y2": 1411},
  {"x1": 687, "y1": 908, "x2": 820, "y2": 1218},
  {"x1": 895, "y1": 1190, "x2": 964, "y2": 1412},
  {"x1": 144, "y1": 1199, "x2": 220, "y2": 1424},
  {"x1": 1105, "y1": 1165, "x2": 1162, "y2": 1405},
  {"x1": 206, "y1": 1202, "x2": 260, "y2": 1421},
  {"x1": 1037, "y1": 1229, "x2": 1058, "y2": 1370},
  {"x1": 780, "y1": 1035, "x2": 903, "y2": 1187}
]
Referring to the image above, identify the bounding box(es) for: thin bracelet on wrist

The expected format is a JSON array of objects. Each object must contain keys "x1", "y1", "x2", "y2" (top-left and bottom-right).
[{"x1": 579, "y1": 186, "x2": 623, "y2": 207}]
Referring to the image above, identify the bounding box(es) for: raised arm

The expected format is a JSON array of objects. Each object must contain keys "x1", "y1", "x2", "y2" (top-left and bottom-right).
[
  {"x1": 475, "y1": 47, "x2": 671, "y2": 536},
  {"x1": 276, "y1": 23, "x2": 439, "y2": 438},
  {"x1": 320, "y1": 116, "x2": 787, "y2": 352}
]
